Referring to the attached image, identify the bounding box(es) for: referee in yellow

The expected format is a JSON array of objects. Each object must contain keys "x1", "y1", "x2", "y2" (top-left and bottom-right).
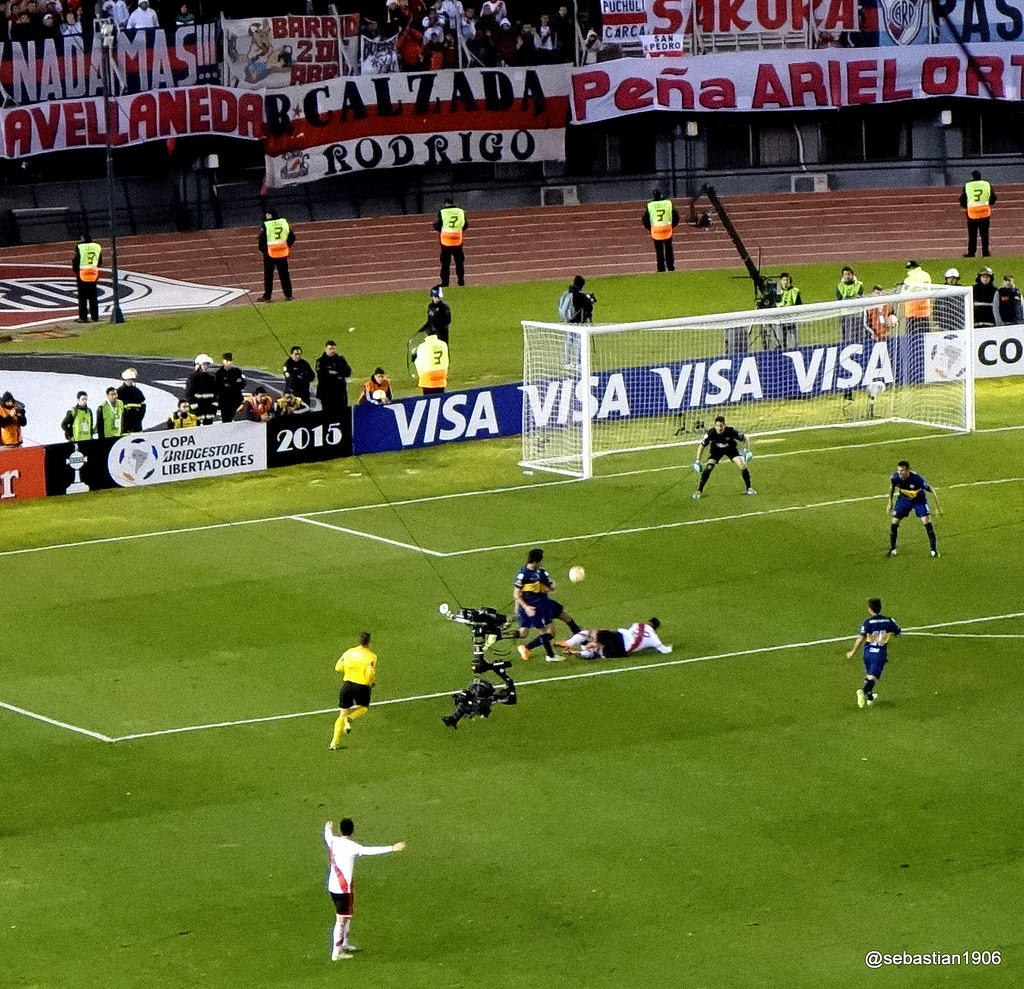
[{"x1": 330, "y1": 632, "x2": 378, "y2": 749}]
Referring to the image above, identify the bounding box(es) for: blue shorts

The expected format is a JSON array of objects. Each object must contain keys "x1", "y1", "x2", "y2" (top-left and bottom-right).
[
  {"x1": 892, "y1": 496, "x2": 930, "y2": 520},
  {"x1": 516, "y1": 597, "x2": 563, "y2": 629},
  {"x1": 863, "y1": 650, "x2": 888, "y2": 679}
]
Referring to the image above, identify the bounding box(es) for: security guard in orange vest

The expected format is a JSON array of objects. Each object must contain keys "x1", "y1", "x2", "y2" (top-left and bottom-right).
[
  {"x1": 641, "y1": 189, "x2": 679, "y2": 273},
  {"x1": 902, "y1": 260, "x2": 932, "y2": 334},
  {"x1": 433, "y1": 198, "x2": 467, "y2": 287},
  {"x1": 258, "y1": 209, "x2": 296, "y2": 301},
  {"x1": 72, "y1": 235, "x2": 102, "y2": 323},
  {"x1": 412, "y1": 331, "x2": 449, "y2": 394},
  {"x1": 959, "y1": 170, "x2": 996, "y2": 258}
]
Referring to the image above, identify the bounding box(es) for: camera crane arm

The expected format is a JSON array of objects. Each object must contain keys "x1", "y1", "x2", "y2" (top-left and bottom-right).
[{"x1": 697, "y1": 184, "x2": 773, "y2": 304}]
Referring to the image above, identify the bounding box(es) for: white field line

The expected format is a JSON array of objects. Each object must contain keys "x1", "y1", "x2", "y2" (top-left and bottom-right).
[
  {"x1": 0, "y1": 700, "x2": 112, "y2": 742},
  {"x1": 91, "y1": 609, "x2": 1023, "y2": 743},
  {"x1": 1, "y1": 425, "x2": 1021, "y2": 560},
  {"x1": 288, "y1": 515, "x2": 448, "y2": 556},
  {"x1": 907, "y1": 633, "x2": 1024, "y2": 639}
]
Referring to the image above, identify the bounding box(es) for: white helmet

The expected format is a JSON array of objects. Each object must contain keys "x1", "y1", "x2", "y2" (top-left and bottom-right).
[
  {"x1": 194, "y1": 354, "x2": 214, "y2": 367},
  {"x1": 944, "y1": 268, "x2": 959, "y2": 279}
]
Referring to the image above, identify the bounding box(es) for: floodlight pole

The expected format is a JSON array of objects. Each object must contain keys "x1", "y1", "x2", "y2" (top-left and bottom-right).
[{"x1": 100, "y1": 19, "x2": 126, "y2": 325}]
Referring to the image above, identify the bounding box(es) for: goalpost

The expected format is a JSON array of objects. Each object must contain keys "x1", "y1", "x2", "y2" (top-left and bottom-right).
[{"x1": 521, "y1": 287, "x2": 974, "y2": 479}]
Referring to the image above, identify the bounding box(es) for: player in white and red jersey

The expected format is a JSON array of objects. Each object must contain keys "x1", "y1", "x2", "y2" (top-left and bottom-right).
[
  {"x1": 324, "y1": 818, "x2": 405, "y2": 961},
  {"x1": 557, "y1": 618, "x2": 672, "y2": 659}
]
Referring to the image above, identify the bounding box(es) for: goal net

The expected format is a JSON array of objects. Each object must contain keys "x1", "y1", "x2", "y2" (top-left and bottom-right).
[{"x1": 521, "y1": 287, "x2": 973, "y2": 478}]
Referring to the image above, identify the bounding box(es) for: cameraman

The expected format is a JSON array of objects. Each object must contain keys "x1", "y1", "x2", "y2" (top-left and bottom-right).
[
  {"x1": 0, "y1": 391, "x2": 27, "y2": 447},
  {"x1": 562, "y1": 275, "x2": 595, "y2": 324}
]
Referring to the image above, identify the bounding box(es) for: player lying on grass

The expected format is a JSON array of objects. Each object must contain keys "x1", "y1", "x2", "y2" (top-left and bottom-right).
[{"x1": 557, "y1": 619, "x2": 672, "y2": 659}]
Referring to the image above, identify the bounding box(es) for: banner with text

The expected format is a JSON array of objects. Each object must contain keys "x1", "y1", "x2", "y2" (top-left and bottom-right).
[
  {"x1": 570, "y1": 42, "x2": 1024, "y2": 121},
  {"x1": 864, "y1": 0, "x2": 1024, "y2": 46},
  {"x1": 0, "y1": 86, "x2": 263, "y2": 160},
  {"x1": 223, "y1": 14, "x2": 344, "y2": 89},
  {"x1": 0, "y1": 446, "x2": 46, "y2": 503},
  {"x1": 263, "y1": 65, "x2": 570, "y2": 186},
  {"x1": 0, "y1": 24, "x2": 220, "y2": 106}
]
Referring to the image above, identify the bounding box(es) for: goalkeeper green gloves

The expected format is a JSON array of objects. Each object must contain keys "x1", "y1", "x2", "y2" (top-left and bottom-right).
[
  {"x1": 692, "y1": 460, "x2": 703, "y2": 473},
  {"x1": 743, "y1": 449, "x2": 753, "y2": 462}
]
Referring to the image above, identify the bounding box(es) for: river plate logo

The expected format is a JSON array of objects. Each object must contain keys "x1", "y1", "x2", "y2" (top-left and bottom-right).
[{"x1": 0, "y1": 264, "x2": 246, "y2": 330}]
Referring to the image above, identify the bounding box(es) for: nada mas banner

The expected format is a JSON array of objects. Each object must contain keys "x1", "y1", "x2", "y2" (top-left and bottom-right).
[
  {"x1": 0, "y1": 86, "x2": 263, "y2": 159},
  {"x1": 262, "y1": 65, "x2": 569, "y2": 185},
  {"x1": 223, "y1": 15, "x2": 344, "y2": 89},
  {"x1": 570, "y1": 42, "x2": 1024, "y2": 121},
  {"x1": 0, "y1": 24, "x2": 220, "y2": 106}
]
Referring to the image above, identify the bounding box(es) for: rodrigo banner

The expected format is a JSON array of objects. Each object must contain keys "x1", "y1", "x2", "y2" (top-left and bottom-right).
[
  {"x1": 570, "y1": 42, "x2": 1024, "y2": 121},
  {"x1": 262, "y1": 65, "x2": 570, "y2": 185},
  {"x1": 0, "y1": 24, "x2": 221, "y2": 106},
  {"x1": 223, "y1": 14, "x2": 343, "y2": 89},
  {"x1": 0, "y1": 86, "x2": 263, "y2": 159}
]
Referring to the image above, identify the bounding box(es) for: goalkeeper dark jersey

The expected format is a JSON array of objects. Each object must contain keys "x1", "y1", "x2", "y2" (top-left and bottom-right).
[{"x1": 700, "y1": 425, "x2": 746, "y2": 460}]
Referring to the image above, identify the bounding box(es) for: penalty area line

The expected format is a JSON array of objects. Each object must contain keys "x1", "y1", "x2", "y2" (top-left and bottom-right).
[
  {"x1": 288, "y1": 515, "x2": 447, "y2": 556},
  {"x1": 0, "y1": 699, "x2": 113, "y2": 742}
]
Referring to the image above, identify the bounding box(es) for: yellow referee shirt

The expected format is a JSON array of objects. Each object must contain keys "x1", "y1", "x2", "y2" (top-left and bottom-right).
[{"x1": 336, "y1": 645, "x2": 377, "y2": 686}]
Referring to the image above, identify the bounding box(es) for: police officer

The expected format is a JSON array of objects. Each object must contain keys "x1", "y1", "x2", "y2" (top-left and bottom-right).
[
  {"x1": 283, "y1": 345, "x2": 315, "y2": 406},
  {"x1": 215, "y1": 353, "x2": 246, "y2": 423},
  {"x1": 420, "y1": 285, "x2": 452, "y2": 343},
  {"x1": 186, "y1": 354, "x2": 219, "y2": 425},
  {"x1": 117, "y1": 367, "x2": 147, "y2": 433},
  {"x1": 72, "y1": 235, "x2": 102, "y2": 323},
  {"x1": 641, "y1": 188, "x2": 679, "y2": 273},
  {"x1": 412, "y1": 331, "x2": 449, "y2": 395},
  {"x1": 433, "y1": 198, "x2": 467, "y2": 287},
  {"x1": 258, "y1": 208, "x2": 296, "y2": 301},
  {"x1": 960, "y1": 169, "x2": 996, "y2": 258},
  {"x1": 315, "y1": 340, "x2": 352, "y2": 417}
]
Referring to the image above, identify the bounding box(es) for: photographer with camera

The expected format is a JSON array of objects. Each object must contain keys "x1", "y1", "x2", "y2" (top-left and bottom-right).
[
  {"x1": 558, "y1": 275, "x2": 595, "y2": 325},
  {"x1": 0, "y1": 391, "x2": 27, "y2": 447}
]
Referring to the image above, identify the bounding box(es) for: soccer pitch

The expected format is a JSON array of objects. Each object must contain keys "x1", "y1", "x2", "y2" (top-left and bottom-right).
[{"x1": 4, "y1": 268, "x2": 1024, "y2": 987}]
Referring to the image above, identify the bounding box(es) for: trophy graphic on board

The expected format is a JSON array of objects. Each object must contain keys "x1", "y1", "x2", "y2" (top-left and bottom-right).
[{"x1": 65, "y1": 444, "x2": 90, "y2": 495}]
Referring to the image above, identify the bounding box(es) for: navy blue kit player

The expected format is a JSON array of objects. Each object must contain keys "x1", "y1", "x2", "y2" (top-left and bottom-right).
[
  {"x1": 513, "y1": 548, "x2": 581, "y2": 662},
  {"x1": 887, "y1": 460, "x2": 942, "y2": 557},
  {"x1": 846, "y1": 598, "x2": 902, "y2": 708},
  {"x1": 693, "y1": 415, "x2": 755, "y2": 499}
]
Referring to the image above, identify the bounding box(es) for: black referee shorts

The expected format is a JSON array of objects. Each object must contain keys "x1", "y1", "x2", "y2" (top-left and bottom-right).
[{"x1": 340, "y1": 682, "x2": 371, "y2": 709}]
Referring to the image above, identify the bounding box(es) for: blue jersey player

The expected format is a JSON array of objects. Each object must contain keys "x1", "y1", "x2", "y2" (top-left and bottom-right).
[
  {"x1": 846, "y1": 598, "x2": 902, "y2": 708},
  {"x1": 887, "y1": 460, "x2": 942, "y2": 557},
  {"x1": 513, "y1": 548, "x2": 581, "y2": 662}
]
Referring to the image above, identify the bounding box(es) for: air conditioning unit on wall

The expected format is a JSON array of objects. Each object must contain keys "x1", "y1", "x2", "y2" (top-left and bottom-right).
[
  {"x1": 791, "y1": 173, "x2": 829, "y2": 193},
  {"x1": 541, "y1": 185, "x2": 580, "y2": 206}
]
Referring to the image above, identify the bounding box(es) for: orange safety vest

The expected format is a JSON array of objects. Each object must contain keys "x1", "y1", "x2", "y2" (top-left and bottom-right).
[
  {"x1": 964, "y1": 179, "x2": 992, "y2": 220},
  {"x1": 77, "y1": 242, "x2": 101, "y2": 282},
  {"x1": 904, "y1": 268, "x2": 932, "y2": 318},
  {"x1": 264, "y1": 218, "x2": 291, "y2": 258}
]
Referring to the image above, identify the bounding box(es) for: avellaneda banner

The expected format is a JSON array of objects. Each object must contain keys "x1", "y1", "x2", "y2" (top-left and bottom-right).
[
  {"x1": 570, "y1": 42, "x2": 1024, "y2": 121},
  {"x1": 262, "y1": 65, "x2": 570, "y2": 186}
]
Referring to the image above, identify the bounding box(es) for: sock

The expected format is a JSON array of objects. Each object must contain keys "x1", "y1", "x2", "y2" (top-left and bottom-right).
[
  {"x1": 567, "y1": 619, "x2": 581, "y2": 634},
  {"x1": 527, "y1": 636, "x2": 543, "y2": 650},
  {"x1": 565, "y1": 631, "x2": 587, "y2": 647},
  {"x1": 341, "y1": 917, "x2": 352, "y2": 947},
  {"x1": 698, "y1": 466, "x2": 712, "y2": 491},
  {"x1": 348, "y1": 706, "x2": 368, "y2": 721},
  {"x1": 741, "y1": 468, "x2": 751, "y2": 488},
  {"x1": 890, "y1": 524, "x2": 899, "y2": 550},
  {"x1": 863, "y1": 679, "x2": 875, "y2": 698},
  {"x1": 925, "y1": 522, "x2": 936, "y2": 551},
  {"x1": 331, "y1": 714, "x2": 346, "y2": 746},
  {"x1": 540, "y1": 633, "x2": 555, "y2": 658},
  {"x1": 333, "y1": 918, "x2": 345, "y2": 953}
]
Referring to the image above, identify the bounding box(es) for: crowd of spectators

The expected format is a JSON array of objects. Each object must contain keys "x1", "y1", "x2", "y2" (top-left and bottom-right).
[
  {"x1": 1, "y1": 0, "x2": 203, "y2": 41},
  {"x1": 361, "y1": 0, "x2": 579, "y2": 70}
]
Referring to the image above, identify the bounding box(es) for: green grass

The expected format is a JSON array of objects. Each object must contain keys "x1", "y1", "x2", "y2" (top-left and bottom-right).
[{"x1": 3, "y1": 264, "x2": 1024, "y2": 988}]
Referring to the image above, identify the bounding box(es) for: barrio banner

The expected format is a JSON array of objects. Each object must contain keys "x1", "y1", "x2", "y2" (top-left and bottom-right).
[
  {"x1": 0, "y1": 86, "x2": 263, "y2": 160},
  {"x1": 262, "y1": 65, "x2": 570, "y2": 186},
  {"x1": 570, "y1": 42, "x2": 1024, "y2": 121},
  {"x1": 0, "y1": 24, "x2": 220, "y2": 106},
  {"x1": 223, "y1": 14, "x2": 343, "y2": 89}
]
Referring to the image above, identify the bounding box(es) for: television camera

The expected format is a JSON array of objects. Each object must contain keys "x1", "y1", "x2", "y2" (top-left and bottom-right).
[{"x1": 438, "y1": 604, "x2": 518, "y2": 729}]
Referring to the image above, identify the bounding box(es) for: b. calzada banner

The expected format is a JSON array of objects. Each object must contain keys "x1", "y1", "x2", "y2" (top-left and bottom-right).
[
  {"x1": 222, "y1": 15, "x2": 344, "y2": 89},
  {"x1": 0, "y1": 87, "x2": 263, "y2": 159},
  {"x1": 262, "y1": 65, "x2": 570, "y2": 186},
  {"x1": 0, "y1": 24, "x2": 220, "y2": 106},
  {"x1": 570, "y1": 42, "x2": 1024, "y2": 121}
]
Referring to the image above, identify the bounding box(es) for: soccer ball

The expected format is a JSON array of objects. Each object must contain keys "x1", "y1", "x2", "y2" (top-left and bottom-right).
[
  {"x1": 569, "y1": 566, "x2": 585, "y2": 583},
  {"x1": 866, "y1": 380, "x2": 886, "y2": 399}
]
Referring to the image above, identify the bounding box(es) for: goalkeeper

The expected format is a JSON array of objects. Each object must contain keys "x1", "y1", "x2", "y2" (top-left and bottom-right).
[{"x1": 692, "y1": 415, "x2": 755, "y2": 500}]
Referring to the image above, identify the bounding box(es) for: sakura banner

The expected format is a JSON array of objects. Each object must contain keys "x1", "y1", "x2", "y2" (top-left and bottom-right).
[
  {"x1": 0, "y1": 87, "x2": 263, "y2": 159},
  {"x1": 263, "y1": 66, "x2": 570, "y2": 186},
  {"x1": 570, "y1": 42, "x2": 1024, "y2": 121}
]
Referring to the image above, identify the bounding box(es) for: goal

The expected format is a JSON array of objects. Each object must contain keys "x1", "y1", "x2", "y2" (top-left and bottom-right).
[{"x1": 521, "y1": 287, "x2": 974, "y2": 478}]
